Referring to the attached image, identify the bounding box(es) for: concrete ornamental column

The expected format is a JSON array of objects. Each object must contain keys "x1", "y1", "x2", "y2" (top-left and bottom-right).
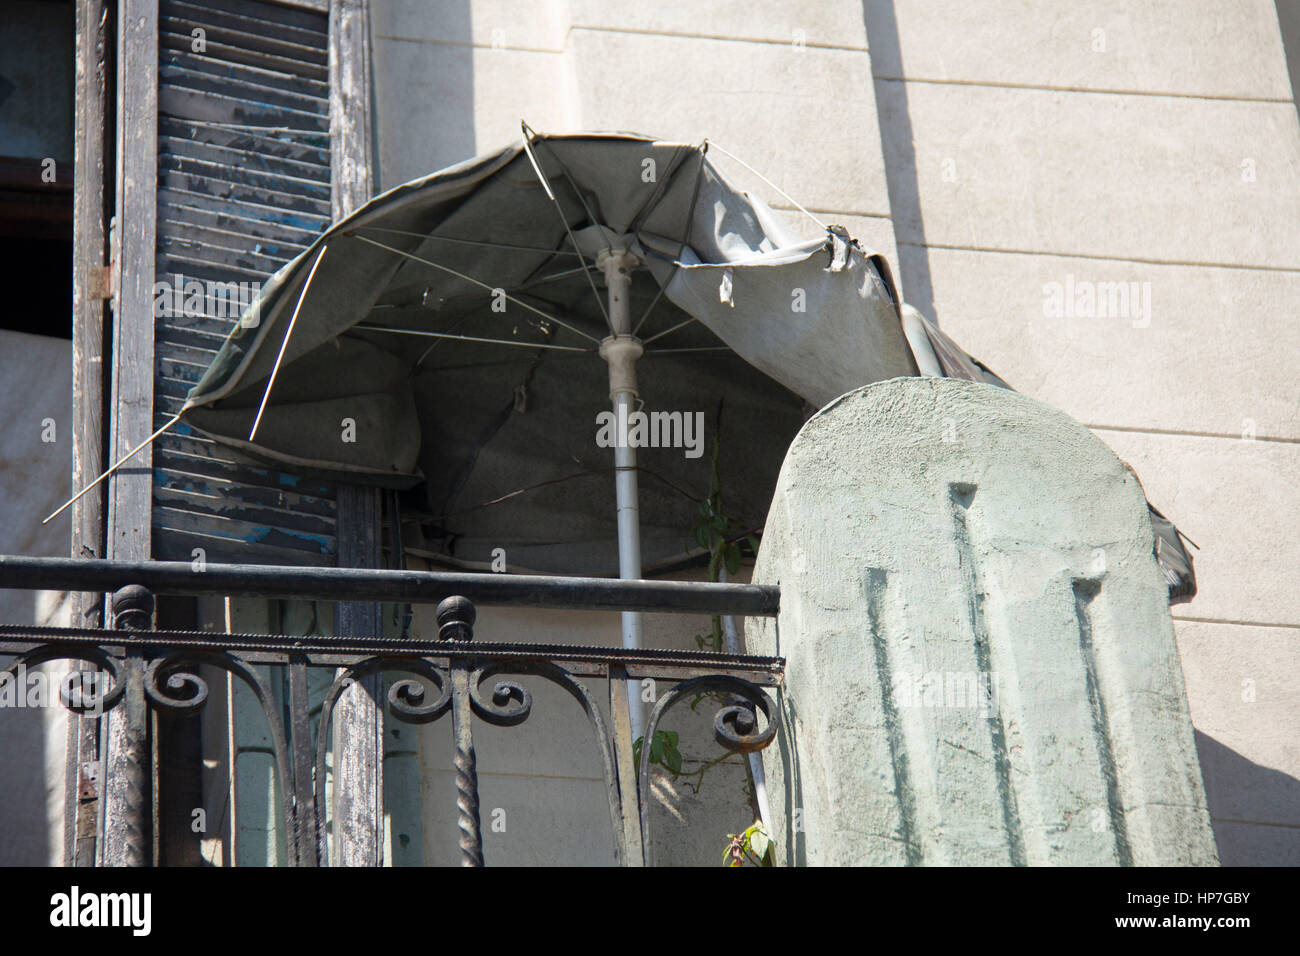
[{"x1": 747, "y1": 377, "x2": 1217, "y2": 866}]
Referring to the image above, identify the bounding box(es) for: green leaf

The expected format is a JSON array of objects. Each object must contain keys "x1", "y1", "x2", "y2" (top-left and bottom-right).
[
  {"x1": 746, "y1": 534, "x2": 761, "y2": 553},
  {"x1": 664, "y1": 745, "x2": 682, "y2": 775},
  {"x1": 725, "y1": 543, "x2": 741, "y2": 575},
  {"x1": 747, "y1": 821, "x2": 770, "y2": 860},
  {"x1": 694, "y1": 524, "x2": 711, "y2": 549},
  {"x1": 663, "y1": 730, "x2": 679, "y2": 748},
  {"x1": 649, "y1": 734, "x2": 664, "y2": 763}
]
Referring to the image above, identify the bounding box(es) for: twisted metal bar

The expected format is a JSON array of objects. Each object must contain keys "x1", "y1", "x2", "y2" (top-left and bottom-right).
[
  {"x1": 435, "y1": 596, "x2": 485, "y2": 866},
  {"x1": 451, "y1": 663, "x2": 483, "y2": 866}
]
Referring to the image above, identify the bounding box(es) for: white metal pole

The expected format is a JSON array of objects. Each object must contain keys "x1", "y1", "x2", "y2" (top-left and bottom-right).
[{"x1": 597, "y1": 247, "x2": 647, "y2": 743}]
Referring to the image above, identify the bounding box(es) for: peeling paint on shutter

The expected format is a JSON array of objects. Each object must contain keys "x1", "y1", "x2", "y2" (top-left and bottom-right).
[{"x1": 152, "y1": 0, "x2": 337, "y2": 566}]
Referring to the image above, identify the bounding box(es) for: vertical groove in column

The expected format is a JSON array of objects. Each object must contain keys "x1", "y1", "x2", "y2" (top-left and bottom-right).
[
  {"x1": 949, "y1": 483, "x2": 1027, "y2": 866},
  {"x1": 1073, "y1": 578, "x2": 1133, "y2": 866},
  {"x1": 866, "y1": 568, "x2": 923, "y2": 865}
]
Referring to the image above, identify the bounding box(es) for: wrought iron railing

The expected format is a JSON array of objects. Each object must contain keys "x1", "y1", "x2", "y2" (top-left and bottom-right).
[{"x1": 0, "y1": 555, "x2": 783, "y2": 866}]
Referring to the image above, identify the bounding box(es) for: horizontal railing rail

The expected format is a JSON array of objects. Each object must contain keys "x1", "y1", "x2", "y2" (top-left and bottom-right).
[{"x1": 0, "y1": 555, "x2": 780, "y2": 617}]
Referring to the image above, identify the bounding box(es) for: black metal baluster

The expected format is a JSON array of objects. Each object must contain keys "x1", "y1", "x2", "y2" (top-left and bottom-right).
[{"x1": 438, "y1": 597, "x2": 483, "y2": 866}]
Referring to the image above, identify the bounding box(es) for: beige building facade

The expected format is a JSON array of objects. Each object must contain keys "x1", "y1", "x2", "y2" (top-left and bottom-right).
[{"x1": 367, "y1": 0, "x2": 1298, "y2": 865}]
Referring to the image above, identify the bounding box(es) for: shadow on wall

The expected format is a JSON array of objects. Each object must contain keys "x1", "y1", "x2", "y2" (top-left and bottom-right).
[
  {"x1": 0, "y1": 657, "x2": 51, "y2": 866},
  {"x1": 1276, "y1": 0, "x2": 1300, "y2": 128},
  {"x1": 860, "y1": 0, "x2": 934, "y2": 323},
  {"x1": 1195, "y1": 730, "x2": 1300, "y2": 866},
  {"x1": 369, "y1": 0, "x2": 476, "y2": 190}
]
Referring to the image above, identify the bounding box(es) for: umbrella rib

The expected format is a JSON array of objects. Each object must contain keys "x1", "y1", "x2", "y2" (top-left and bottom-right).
[
  {"x1": 248, "y1": 242, "x2": 328, "y2": 442},
  {"x1": 411, "y1": 312, "x2": 482, "y2": 371},
  {"x1": 352, "y1": 224, "x2": 583, "y2": 257},
  {"x1": 703, "y1": 140, "x2": 827, "y2": 231},
  {"x1": 355, "y1": 324, "x2": 590, "y2": 352},
  {"x1": 626, "y1": 144, "x2": 692, "y2": 235},
  {"x1": 520, "y1": 124, "x2": 613, "y2": 333},
  {"x1": 441, "y1": 461, "x2": 707, "y2": 520},
  {"x1": 630, "y1": 283, "x2": 669, "y2": 337},
  {"x1": 640, "y1": 315, "x2": 697, "y2": 346},
  {"x1": 632, "y1": 141, "x2": 709, "y2": 336},
  {"x1": 525, "y1": 124, "x2": 605, "y2": 231},
  {"x1": 351, "y1": 234, "x2": 602, "y2": 344},
  {"x1": 642, "y1": 347, "x2": 733, "y2": 354},
  {"x1": 41, "y1": 412, "x2": 184, "y2": 525},
  {"x1": 517, "y1": 264, "x2": 599, "y2": 289}
]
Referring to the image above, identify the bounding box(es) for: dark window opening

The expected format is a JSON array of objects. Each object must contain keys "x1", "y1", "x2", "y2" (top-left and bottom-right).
[{"x1": 0, "y1": 0, "x2": 75, "y2": 340}]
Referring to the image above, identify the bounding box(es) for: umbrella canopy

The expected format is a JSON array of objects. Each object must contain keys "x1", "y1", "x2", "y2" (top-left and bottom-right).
[
  {"x1": 180, "y1": 132, "x2": 918, "y2": 575},
  {"x1": 174, "y1": 129, "x2": 1195, "y2": 599}
]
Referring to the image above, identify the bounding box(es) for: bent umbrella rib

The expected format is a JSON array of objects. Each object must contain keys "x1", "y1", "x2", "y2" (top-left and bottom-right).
[
  {"x1": 705, "y1": 140, "x2": 827, "y2": 231},
  {"x1": 42, "y1": 413, "x2": 184, "y2": 525},
  {"x1": 520, "y1": 124, "x2": 613, "y2": 333},
  {"x1": 249, "y1": 242, "x2": 329, "y2": 442}
]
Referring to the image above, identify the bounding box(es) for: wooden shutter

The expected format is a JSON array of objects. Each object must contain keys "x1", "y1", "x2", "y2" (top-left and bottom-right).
[
  {"x1": 93, "y1": 0, "x2": 377, "y2": 866},
  {"x1": 151, "y1": 0, "x2": 339, "y2": 567}
]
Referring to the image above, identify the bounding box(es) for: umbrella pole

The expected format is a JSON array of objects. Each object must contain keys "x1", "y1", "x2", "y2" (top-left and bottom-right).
[{"x1": 598, "y1": 248, "x2": 648, "y2": 743}]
